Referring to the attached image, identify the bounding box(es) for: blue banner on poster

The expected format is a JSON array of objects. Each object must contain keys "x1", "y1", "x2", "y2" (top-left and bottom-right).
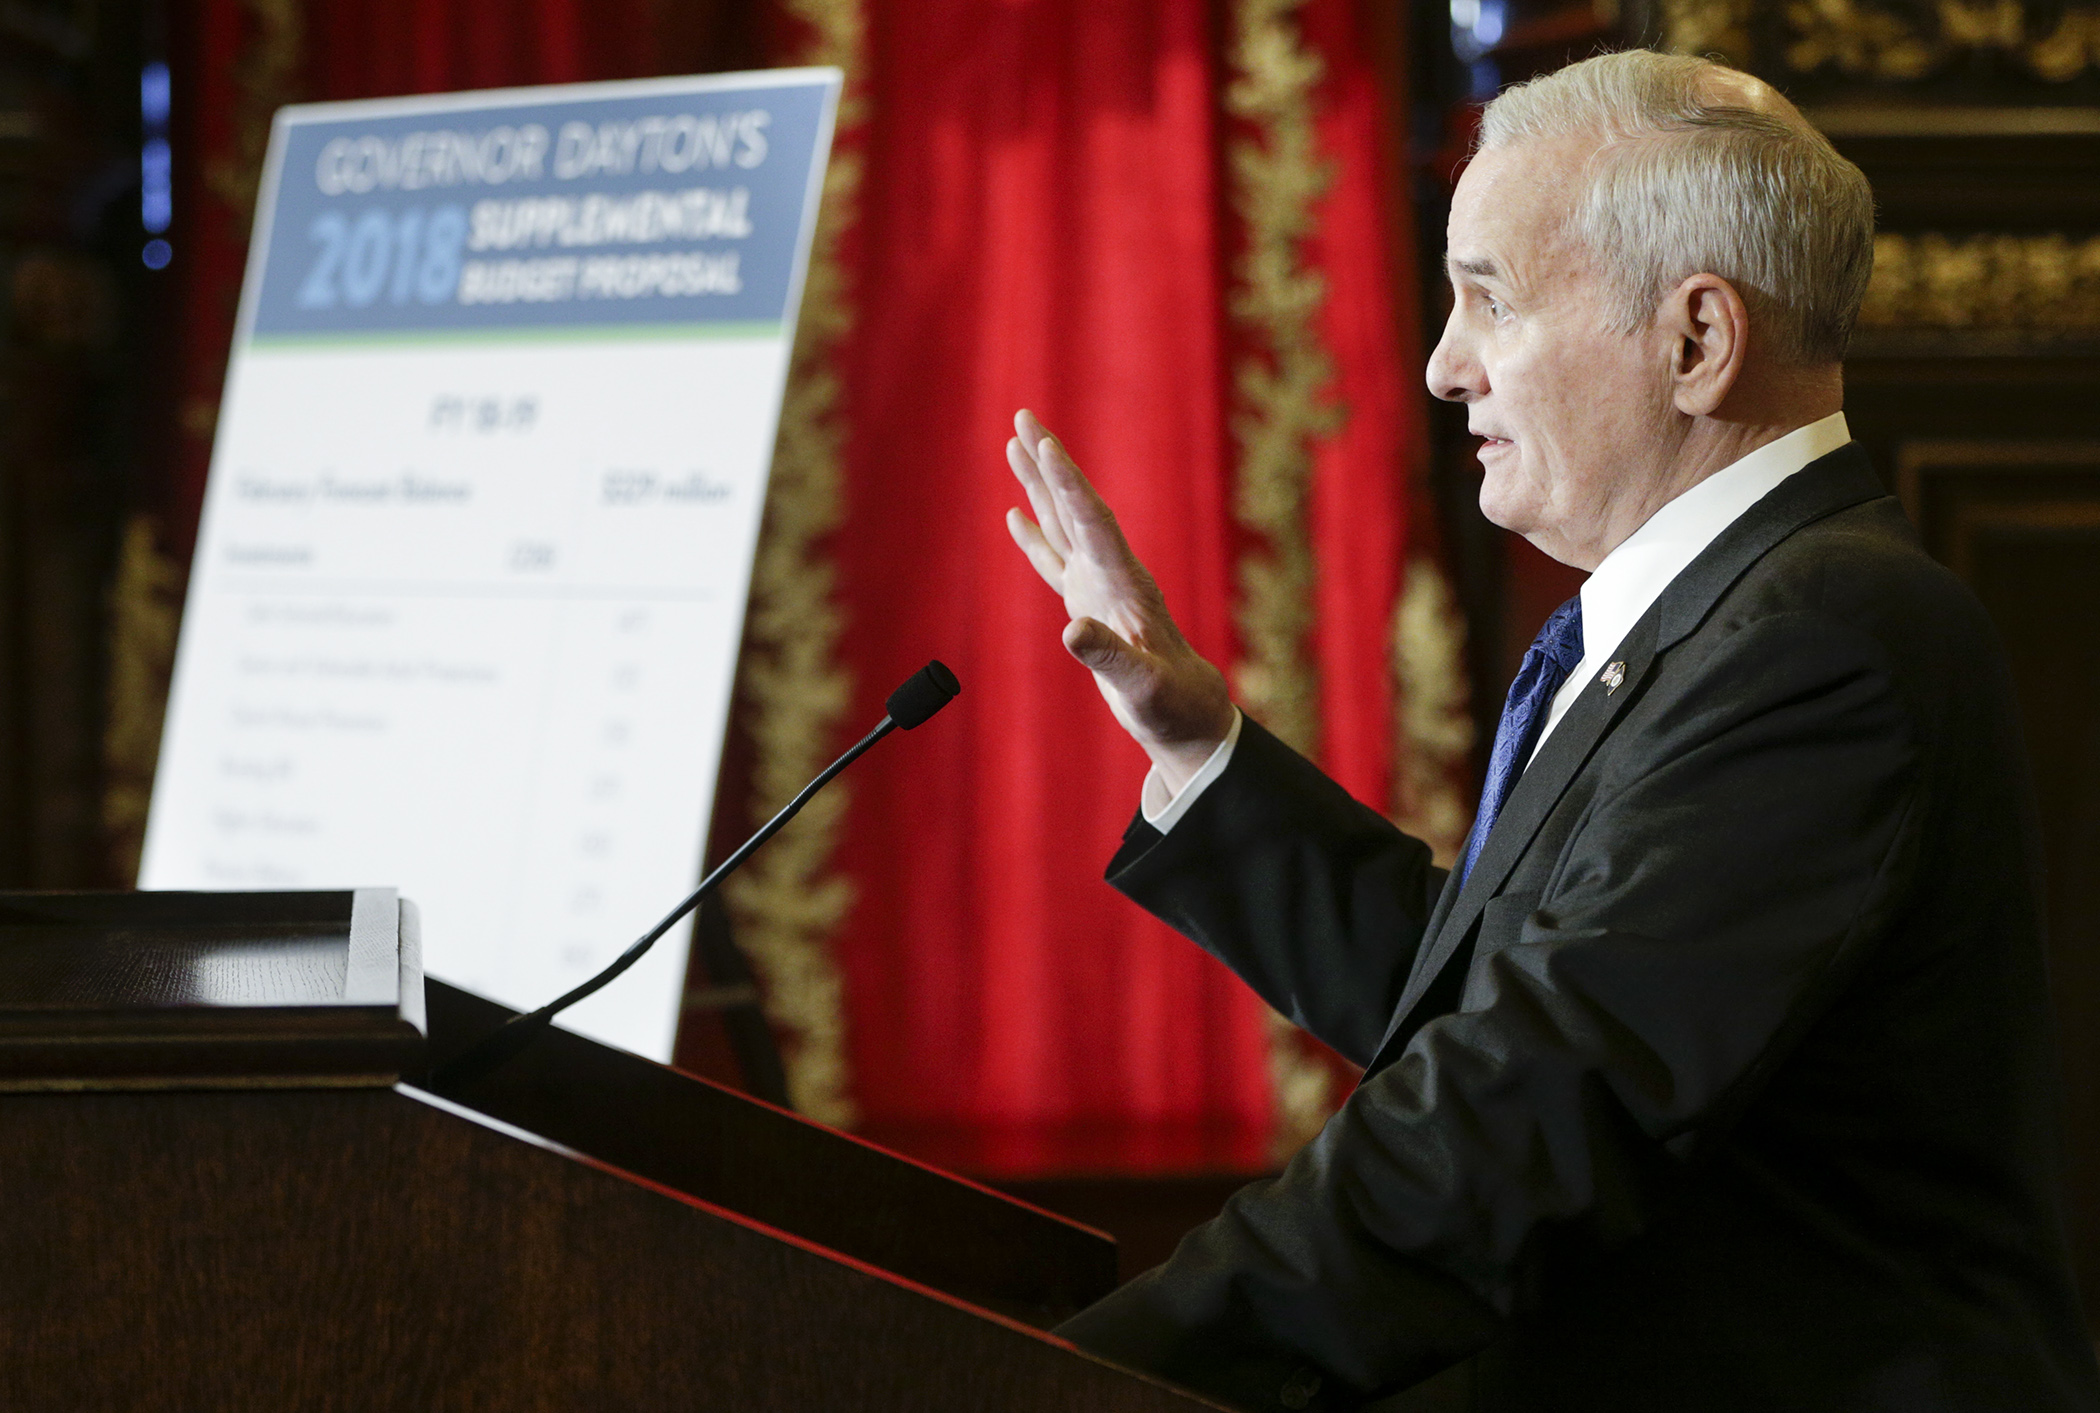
[{"x1": 248, "y1": 76, "x2": 831, "y2": 339}]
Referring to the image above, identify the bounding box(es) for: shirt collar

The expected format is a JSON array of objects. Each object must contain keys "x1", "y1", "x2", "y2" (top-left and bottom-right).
[{"x1": 1576, "y1": 410, "x2": 1852, "y2": 673}]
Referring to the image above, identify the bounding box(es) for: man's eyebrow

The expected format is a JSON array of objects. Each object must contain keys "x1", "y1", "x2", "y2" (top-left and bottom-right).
[{"x1": 1448, "y1": 255, "x2": 1499, "y2": 279}]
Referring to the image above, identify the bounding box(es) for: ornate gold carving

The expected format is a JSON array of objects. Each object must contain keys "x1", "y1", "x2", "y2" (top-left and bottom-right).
[
  {"x1": 1226, "y1": 0, "x2": 1340, "y2": 767},
  {"x1": 1784, "y1": 0, "x2": 2100, "y2": 80},
  {"x1": 1858, "y1": 232, "x2": 2100, "y2": 330},
  {"x1": 205, "y1": 0, "x2": 304, "y2": 221},
  {"x1": 1660, "y1": 0, "x2": 1758, "y2": 63},
  {"x1": 2027, "y1": 7, "x2": 2100, "y2": 79},
  {"x1": 1786, "y1": 0, "x2": 1939, "y2": 76},
  {"x1": 721, "y1": 0, "x2": 864, "y2": 1128},
  {"x1": 1940, "y1": 0, "x2": 2030, "y2": 49},
  {"x1": 1224, "y1": 0, "x2": 1347, "y2": 1162},
  {"x1": 102, "y1": 517, "x2": 184, "y2": 884},
  {"x1": 1390, "y1": 560, "x2": 1475, "y2": 871}
]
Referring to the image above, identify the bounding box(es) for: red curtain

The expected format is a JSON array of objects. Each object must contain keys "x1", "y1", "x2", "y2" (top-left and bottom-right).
[
  {"x1": 169, "y1": 0, "x2": 1425, "y2": 1177},
  {"x1": 832, "y1": 0, "x2": 1424, "y2": 1174},
  {"x1": 1304, "y1": 0, "x2": 1421, "y2": 812},
  {"x1": 833, "y1": 0, "x2": 1273, "y2": 1173}
]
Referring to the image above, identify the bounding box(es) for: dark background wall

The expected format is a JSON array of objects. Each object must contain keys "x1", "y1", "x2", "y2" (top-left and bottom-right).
[{"x1": 0, "y1": 0, "x2": 160, "y2": 890}]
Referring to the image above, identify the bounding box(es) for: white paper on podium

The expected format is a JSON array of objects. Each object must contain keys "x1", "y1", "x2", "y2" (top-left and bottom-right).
[{"x1": 141, "y1": 70, "x2": 839, "y2": 1061}]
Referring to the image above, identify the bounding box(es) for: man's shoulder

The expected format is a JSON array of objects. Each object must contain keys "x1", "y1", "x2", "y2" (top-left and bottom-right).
[
  {"x1": 1733, "y1": 494, "x2": 1994, "y2": 653},
  {"x1": 1664, "y1": 491, "x2": 2010, "y2": 750}
]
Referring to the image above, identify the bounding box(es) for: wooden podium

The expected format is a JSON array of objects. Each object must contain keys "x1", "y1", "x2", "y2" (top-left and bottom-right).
[{"x1": 0, "y1": 889, "x2": 1223, "y2": 1410}]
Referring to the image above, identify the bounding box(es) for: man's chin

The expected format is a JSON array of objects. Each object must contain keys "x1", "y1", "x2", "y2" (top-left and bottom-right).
[
  {"x1": 1475, "y1": 479, "x2": 1535, "y2": 537},
  {"x1": 1477, "y1": 489, "x2": 1593, "y2": 570}
]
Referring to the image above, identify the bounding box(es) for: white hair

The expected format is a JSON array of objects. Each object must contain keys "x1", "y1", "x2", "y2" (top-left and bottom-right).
[{"x1": 1479, "y1": 50, "x2": 1875, "y2": 364}]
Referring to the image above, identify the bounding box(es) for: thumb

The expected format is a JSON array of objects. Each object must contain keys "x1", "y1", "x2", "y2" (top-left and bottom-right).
[{"x1": 1064, "y1": 617, "x2": 1146, "y2": 685}]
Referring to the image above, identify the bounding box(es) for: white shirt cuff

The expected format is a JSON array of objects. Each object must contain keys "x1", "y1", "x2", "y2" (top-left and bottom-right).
[{"x1": 1140, "y1": 709, "x2": 1244, "y2": 834}]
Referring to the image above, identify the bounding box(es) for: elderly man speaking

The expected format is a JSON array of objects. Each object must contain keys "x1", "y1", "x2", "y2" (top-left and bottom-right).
[{"x1": 1001, "y1": 49, "x2": 2100, "y2": 1413}]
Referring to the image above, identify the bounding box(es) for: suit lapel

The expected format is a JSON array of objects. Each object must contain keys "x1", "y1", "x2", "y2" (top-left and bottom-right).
[
  {"x1": 1363, "y1": 444, "x2": 1891, "y2": 1075},
  {"x1": 1376, "y1": 615, "x2": 1662, "y2": 1046}
]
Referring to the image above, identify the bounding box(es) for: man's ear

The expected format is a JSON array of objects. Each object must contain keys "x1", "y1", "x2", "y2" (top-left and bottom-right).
[{"x1": 1664, "y1": 273, "x2": 1750, "y2": 417}]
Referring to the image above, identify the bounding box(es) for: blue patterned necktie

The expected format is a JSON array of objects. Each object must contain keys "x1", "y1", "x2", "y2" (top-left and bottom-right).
[{"x1": 1457, "y1": 595, "x2": 1585, "y2": 884}]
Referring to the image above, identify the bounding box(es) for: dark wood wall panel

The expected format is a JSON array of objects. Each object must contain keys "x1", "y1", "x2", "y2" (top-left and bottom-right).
[
  {"x1": 1896, "y1": 440, "x2": 2100, "y2": 1300},
  {"x1": 0, "y1": 4, "x2": 153, "y2": 890}
]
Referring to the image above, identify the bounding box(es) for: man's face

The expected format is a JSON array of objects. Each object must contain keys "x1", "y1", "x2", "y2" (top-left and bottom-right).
[{"x1": 1426, "y1": 136, "x2": 1679, "y2": 570}]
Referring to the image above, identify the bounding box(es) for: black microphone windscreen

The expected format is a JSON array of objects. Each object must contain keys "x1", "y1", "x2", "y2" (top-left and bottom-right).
[{"x1": 887, "y1": 660, "x2": 960, "y2": 729}]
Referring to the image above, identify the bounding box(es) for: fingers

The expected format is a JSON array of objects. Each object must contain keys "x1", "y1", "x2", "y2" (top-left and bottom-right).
[
  {"x1": 1015, "y1": 407, "x2": 1051, "y2": 456},
  {"x1": 1005, "y1": 507, "x2": 1066, "y2": 590},
  {"x1": 1009, "y1": 410, "x2": 1165, "y2": 622},
  {"x1": 1010, "y1": 411, "x2": 1079, "y2": 561},
  {"x1": 1033, "y1": 431, "x2": 1135, "y2": 570},
  {"x1": 1063, "y1": 616, "x2": 1145, "y2": 686},
  {"x1": 1006, "y1": 435, "x2": 1072, "y2": 562}
]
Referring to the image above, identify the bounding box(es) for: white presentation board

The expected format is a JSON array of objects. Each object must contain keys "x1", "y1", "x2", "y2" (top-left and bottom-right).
[{"x1": 141, "y1": 69, "x2": 839, "y2": 1060}]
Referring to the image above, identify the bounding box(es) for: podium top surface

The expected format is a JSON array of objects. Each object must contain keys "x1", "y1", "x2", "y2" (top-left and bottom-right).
[
  {"x1": 0, "y1": 890, "x2": 399, "y2": 1010},
  {"x1": 0, "y1": 889, "x2": 425, "y2": 1089}
]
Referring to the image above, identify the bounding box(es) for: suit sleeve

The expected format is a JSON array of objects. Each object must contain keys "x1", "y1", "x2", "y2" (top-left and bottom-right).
[
  {"x1": 1064, "y1": 611, "x2": 1927, "y2": 1410},
  {"x1": 1104, "y1": 714, "x2": 1447, "y2": 1068}
]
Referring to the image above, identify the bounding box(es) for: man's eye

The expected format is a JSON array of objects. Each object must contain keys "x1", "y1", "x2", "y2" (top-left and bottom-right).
[{"x1": 1487, "y1": 296, "x2": 1509, "y2": 320}]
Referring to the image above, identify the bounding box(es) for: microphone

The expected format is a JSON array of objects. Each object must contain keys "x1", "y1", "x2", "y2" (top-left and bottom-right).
[{"x1": 430, "y1": 659, "x2": 960, "y2": 1092}]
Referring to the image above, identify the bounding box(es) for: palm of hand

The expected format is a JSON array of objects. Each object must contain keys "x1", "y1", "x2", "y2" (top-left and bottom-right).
[
  {"x1": 1003, "y1": 410, "x2": 1233, "y2": 778},
  {"x1": 1054, "y1": 532, "x2": 1161, "y2": 657}
]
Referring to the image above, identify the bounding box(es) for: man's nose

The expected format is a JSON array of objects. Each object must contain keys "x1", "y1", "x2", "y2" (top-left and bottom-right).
[{"x1": 1425, "y1": 309, "x2": 1484, "y2": 404}]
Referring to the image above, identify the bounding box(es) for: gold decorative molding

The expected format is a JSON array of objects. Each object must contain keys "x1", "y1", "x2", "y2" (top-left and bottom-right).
[
  {"x1": 721, "y1": 0, "x2": 865, "y2": 1128},
  {"x1": 102, "y1": 517, "x2": 184, "y2": 884},
  {"x1": 1784, "y1": 0, "x2": 2100, "y2": 81},
  {"x1": 1858, "y1": 232, "x2": 2100, "y2": 330},
  {"x1": 1786, "y1": 0, "x2": 1937, "y2": 77},
  {"x1": 2026, "y1": 6, "x2": 2100, "y2": 79},
  {"x1": 1225, "y1": 0, "x2": 1341, "y2": 767},
  {"x1": 204, "y1": 0, "x2": 303, "y2": 222},
  {"x1": 1389, "y1": 560, "x2": 1475, "y2": 870},
  {"x1": 1661, "y1": 0, "x2": 1758, "y2": 63},
  {"x1": 1223, "y1": 0, "x2": 1348, "y2": 1163}
]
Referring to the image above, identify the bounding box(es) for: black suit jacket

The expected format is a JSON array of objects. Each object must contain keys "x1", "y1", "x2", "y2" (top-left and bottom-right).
[{"x1": 1059, "y1": 446, "x2": 2100, "y2": 1412}]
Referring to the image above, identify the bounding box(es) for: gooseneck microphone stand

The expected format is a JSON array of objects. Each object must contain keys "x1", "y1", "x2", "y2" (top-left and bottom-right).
[{"x1": 431, "y1": 660, "x2": 960, "y2": 1093}]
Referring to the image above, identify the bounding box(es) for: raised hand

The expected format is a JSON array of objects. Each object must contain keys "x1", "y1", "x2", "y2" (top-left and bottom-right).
[{"x1": 1004, "y1": 409, "x2": 1235, "y2": 794}]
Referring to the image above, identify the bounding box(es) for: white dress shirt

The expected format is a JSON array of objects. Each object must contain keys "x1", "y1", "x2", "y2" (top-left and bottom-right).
[{"x1": 1141, "y1": 411, "x2": 1853, "y2": 831}]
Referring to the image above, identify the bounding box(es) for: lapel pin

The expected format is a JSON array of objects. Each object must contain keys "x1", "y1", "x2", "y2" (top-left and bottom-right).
[{"x1": 1601, "y1": 661, "x2": 1626, "y2": 695}]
